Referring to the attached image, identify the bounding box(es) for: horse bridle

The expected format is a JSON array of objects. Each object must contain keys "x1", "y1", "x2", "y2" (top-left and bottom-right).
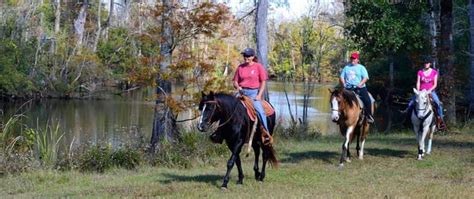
[
  {"x1": 415, "y1": 95, "x2": 433, "y2": 120},
  {"x1": 201, "y1": 99, "x2": 239, "y2": 129}
]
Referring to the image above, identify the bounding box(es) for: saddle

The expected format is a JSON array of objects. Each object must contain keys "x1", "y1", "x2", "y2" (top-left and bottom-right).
[
  {"x1": 239, "y1": 95, "x2": 274, "y2": 145},
  {"x1": 351, "y1": 91, "x2": 375, "y2": 124}
]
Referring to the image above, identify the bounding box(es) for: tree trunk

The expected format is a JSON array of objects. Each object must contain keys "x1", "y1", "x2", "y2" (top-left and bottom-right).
[
  {"x1": 469, "y1": 0, "x2": 474, "y2": 113},
  {"x1": 256, "y1": 0, "x2": 269, "y2": 100},
  {"x1": 439, "y1": 0, "x2": 456, "y2": 124},
  {"x1": 74, "y1": 0, "x2": 88, "y2": 48},
  {"x1": 93, "y1": 0, "x2": 102, "y2": 52},
  {"x1": 54, "y1": 0, "x2": 61, "y2": 33},
  {"x1": 150, "y1": 0, "x2": 177, "y2": 153},
  {"x1": 105, "y1": 0, "x2": 114, "y2": 39},
  {"x1": 428, "y1": 0, "x2": 439, "y2": 68}
]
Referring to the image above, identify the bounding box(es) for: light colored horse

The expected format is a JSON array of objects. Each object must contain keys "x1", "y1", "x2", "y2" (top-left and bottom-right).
[
  {"x1": 411, "y1": 88, "x2": 436, "y2": 160},
  {"x1": 330, "y1": 88, "x2": 374, "y2": 167}
]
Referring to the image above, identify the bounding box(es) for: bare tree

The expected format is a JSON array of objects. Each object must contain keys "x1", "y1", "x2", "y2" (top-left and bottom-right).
[
  {"x1": 439, "y1": 0, "x2": 456, "y2": 124},
  {"x1": 74, "y1": 0, "x2": 89, "y2": 47},
  {"x1": 150, "y1": 0, "x2": 177, "y2": 152},
  {"x1": 256, "y1": 0, "x2": 269, "y2": 100},
  {"x1": 469, "y1": 0, "x2": 474, "y2": 114}
]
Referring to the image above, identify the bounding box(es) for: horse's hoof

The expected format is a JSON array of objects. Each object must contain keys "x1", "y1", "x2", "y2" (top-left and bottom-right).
[
  {"x1": 338, "y1": 163, "x2": 344, "y2": 168},
  {"x1": 358, "y1": 156, "x2": 364, "y2": 160},
  {"x1": 426, "y1": 152, "x2": 431, "y2": 155},
  {"x1": 220, "y1": 187, "x2": 228, "y2": 191},
  {"x1": 236, "y1": 181, "x2": 243, "y2": 185},
  {"x1": 255, "y1": 173, "x2": 261, "y2": 180},
  {"x1": 417, "y1": 156, "x2": 423, "y2": 161},
  {"x1": 345, "y1": 159, "x2": 351, "y2": 163}
]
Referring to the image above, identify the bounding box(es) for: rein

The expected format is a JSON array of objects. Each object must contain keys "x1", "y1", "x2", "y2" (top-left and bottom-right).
[
  {"x1": 414, "y1": 97, "x2": 433, "y2": 134},
  {"x1": 203, "y1": 99, "x2": 240, "y2": 129}
]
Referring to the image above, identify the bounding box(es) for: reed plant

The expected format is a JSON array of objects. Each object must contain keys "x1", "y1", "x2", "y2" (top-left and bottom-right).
[
  {"x1": 0, "y1": 114, "x2": 25, "y2": 152},
  {"x1": 27, "y1": 121, "x2": 64, "y2": 168}
]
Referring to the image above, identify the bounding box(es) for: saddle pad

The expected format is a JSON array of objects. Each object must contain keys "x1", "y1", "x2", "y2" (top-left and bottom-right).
[
  {"x1": 240, "y1": 95, "x2": 275, "y2": 122},
  {"x1": 353, "y1": 92, "x2": 375, "y2": 109}
]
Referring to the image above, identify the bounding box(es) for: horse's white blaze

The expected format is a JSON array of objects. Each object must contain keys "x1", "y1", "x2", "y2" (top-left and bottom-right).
[
  {"x1": 344, "y1": 126, "x2": 354, "y2": 149},
  {"x1": 198, "y1": 104, "x2": 207, "y2": 126},
  {"x1": 331, "y1": 97, "x2": 340, "y2": 121}
]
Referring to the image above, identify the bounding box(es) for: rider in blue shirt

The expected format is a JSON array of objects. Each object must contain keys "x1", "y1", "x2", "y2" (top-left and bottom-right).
[{"x1": 340, "y1": 52, "x2": 374, "y2": 123}]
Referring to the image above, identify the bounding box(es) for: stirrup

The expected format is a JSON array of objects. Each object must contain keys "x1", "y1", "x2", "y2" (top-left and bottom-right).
[
  {"x1": 437, "y1": 116, "x2": 447, "y2": 130},
  {"x1": 260, "y1": 127, "x2": 273, "y2": 145},
  {"x1": 366, "y1": 115, "x2": 374, "y2": 123}
]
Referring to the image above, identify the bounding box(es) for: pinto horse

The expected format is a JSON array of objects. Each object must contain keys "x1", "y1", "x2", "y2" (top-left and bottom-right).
[
  {"x1": 330, "y1": 88, "x2": 373, "y2": 167},
  {"x1": 411, "y1": 88, "x2": 436, "y2": 160},
  {"x1": 197, "y1": 91, "x2": 278, "y2": 190}
]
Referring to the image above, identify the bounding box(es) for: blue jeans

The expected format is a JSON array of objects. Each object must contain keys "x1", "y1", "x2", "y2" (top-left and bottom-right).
[
  {"x1": 240, "y1": 88, "x2": 269, "y2": 131},
  {"x1": 408, "y1": 91, "x2": 443, "y2": 118}
]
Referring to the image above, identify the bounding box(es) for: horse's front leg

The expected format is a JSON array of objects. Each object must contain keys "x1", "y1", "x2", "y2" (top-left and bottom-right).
[
  {"x1": 356, "y1": 133, "x2": 361, "y2": 159},
  {"x1": 340, "y1": 126, "x2": 354, "y2": 167},
  {"x1": 358, "y1": 123, "x2": 369, "y2": 160},
  {"x1": 221, "y1": 154, "x2": 237, "y2": 189},
  {"x1": 221, "y1": 138, "x2": 244, "y2": 189},
  {"x1": 252, "y1": 143, "x2": 261, "y2": 180},
  {"x1": 418, "y1": 124, "x2": 429, "y2": 160}
]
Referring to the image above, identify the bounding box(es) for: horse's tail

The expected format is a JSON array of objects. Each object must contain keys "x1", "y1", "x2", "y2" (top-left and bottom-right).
[{"x1": 265, "y1": 145, "x2": 279, "y2": 168}]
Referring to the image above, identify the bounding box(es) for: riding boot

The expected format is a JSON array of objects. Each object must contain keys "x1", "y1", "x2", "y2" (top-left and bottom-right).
[
  {"x1": 437, "y1": 116, "x2": 447, "y2": 130},
  {"x1": 260, "y1": 126, "x2": 273, "y2": 145},
  {"x1": 401, "y1": 105, "x2": 413, "y2": 114},
  {"x1": 366, "y1": 114, "x2": 374, "y2": 123}
]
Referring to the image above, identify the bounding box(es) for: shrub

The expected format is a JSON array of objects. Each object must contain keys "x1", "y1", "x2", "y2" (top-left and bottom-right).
[
  {"x1": 111, "y1": 147, "x2": 142, "y2": 169},
  {"x1": 152, "y1": 132, "x2": 227, "y2": 168},
  {"x1": 78, "y1": 145, "x2": 113, "y2": 173},
  {"x1": 77, "y1": 144, "x2": 144, "y2": 173}
]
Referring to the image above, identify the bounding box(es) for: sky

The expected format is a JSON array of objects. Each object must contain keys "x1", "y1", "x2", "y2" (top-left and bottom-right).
[
  {"x1": 101, "y1": 0, "x2": 342, "y2": 23},
  {"x1": 225, "y1": 0, "x2": 340, "y2": 22}
]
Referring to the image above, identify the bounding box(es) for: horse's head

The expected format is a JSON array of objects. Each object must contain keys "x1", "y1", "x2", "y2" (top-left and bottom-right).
[
  {"x1": 413, "y1": 88, "x2": 431, "y2": 116},
  {"x1": 197, "y1": 91, "x2": 220, "y2": 132},
  {"x1": 329, "y1": 88, "x2": 343, "y2": 122}
]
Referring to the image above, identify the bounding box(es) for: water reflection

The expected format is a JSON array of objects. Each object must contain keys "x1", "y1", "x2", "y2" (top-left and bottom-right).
[{"x1": 0, "y1": 81, "x2": 339, "y2": 147}]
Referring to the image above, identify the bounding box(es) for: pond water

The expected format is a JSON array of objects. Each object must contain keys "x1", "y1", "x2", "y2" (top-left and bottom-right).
[{"x1": 0, "y1": 81, "x2": 340, "y2": 148}]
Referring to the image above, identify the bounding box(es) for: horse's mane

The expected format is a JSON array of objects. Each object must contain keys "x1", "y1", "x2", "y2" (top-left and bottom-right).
[
  {"x1": 334, "y1": 89, "x2": 358, "y2": 108},
  {"x1": 212, "y1": 92, "x2": 248, "y2": 123}
]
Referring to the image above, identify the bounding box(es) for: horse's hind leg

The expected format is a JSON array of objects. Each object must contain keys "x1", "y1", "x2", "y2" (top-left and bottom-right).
[
  {"x1": 259, "y1": 146, "x2": 269, "y2": 181},
  {"x1": 235, "y1": 155, "x2": 244, "y2": 184},
  {"x1": 252, "y1": 143, "x2": 261, "y2": 180}
]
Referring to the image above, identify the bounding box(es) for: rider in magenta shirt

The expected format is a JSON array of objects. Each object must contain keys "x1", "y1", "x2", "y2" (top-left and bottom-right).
[
  {"x1": 404, "y1": 56, "x2": 444, "y2": 121},
  {"x1": 233, "y1": 48, "x2": 270, "y2": 132},
  {"x1": 233, "y1": 62, "x2": 268, "y2": 89},
  {"x1": 418, "y1": 69, "x2": 437, "y2": 91}
]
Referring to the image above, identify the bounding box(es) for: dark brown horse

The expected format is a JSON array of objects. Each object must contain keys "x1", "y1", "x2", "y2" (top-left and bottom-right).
[
  {"x1": 330, "y1": 88, "x2": 374, "y2": 167},
  {"x1": 197, "y1": 92, "x2": 278, "y2": 190}
]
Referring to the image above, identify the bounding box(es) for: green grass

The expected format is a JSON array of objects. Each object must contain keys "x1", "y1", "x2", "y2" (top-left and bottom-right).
[{"x1": 1, "y1": 131, "x2": 473, "y2": 198}]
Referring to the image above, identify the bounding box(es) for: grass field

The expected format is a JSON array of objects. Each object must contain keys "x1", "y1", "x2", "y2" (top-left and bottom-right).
[{"x1": 1, "y1": 131, "x2": 473, "y2": 198}]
